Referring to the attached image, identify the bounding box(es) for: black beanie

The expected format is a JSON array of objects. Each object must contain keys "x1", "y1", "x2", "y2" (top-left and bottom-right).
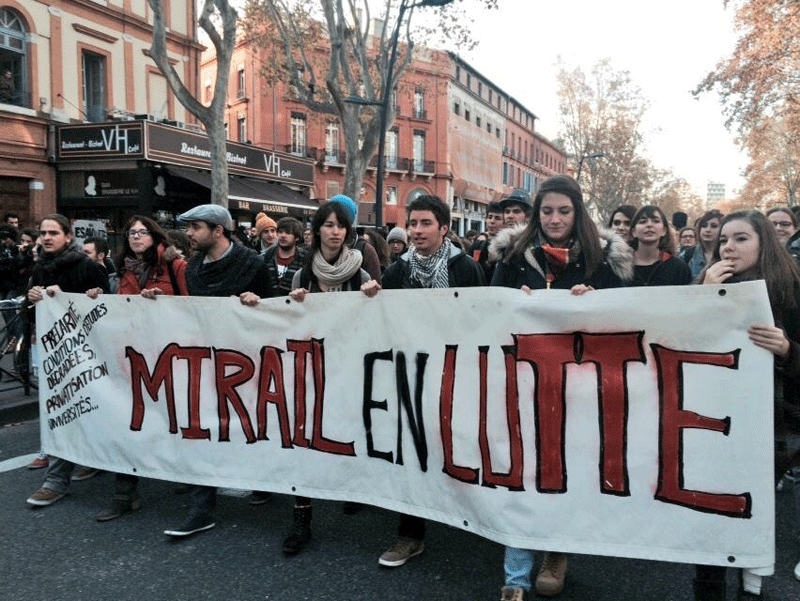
[{"x1": 536, "y1": 175, "x2": 583, "y2": 205}]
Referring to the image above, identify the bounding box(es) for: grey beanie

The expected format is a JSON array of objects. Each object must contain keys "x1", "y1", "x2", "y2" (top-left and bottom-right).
[{"x1": 386, "y1": 227, "x2": 408, "y2": 245}]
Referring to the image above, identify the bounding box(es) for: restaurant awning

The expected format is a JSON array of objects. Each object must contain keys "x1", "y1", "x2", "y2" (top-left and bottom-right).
[{"x1": 168, "y1": 167, "x2": 319, "y2": 215}]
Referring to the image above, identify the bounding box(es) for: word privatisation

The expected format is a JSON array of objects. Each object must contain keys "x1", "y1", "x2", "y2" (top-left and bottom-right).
[{"x1": 125, "y1": 331, "x2": 749, "y2": 520}]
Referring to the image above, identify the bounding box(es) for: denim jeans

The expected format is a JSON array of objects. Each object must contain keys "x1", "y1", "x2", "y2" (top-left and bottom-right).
[
  {"x1": 504, "y1": 547, "x2": 535, "y2": 590},
  {"x1": 41, "y1": 457, "x2": 74, "y2": 493}
]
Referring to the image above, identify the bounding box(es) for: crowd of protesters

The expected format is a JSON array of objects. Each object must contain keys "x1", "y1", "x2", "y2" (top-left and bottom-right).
[{"x1": 4, "y1": 173, "x2": 800, "y2": 601}]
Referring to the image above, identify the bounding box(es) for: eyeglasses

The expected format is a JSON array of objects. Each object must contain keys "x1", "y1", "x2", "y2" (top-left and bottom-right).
[{"x1": 127, "y1": 229, "x2": 151, "y2": 239}]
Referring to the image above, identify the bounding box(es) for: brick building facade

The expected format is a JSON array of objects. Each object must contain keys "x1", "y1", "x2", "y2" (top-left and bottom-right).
[
  {"x1": 0, "y1": 0, "x2": 201, "y2": 227},
  {"x1": 203, "y1": 31, "x2": 567, "y2": 233}
]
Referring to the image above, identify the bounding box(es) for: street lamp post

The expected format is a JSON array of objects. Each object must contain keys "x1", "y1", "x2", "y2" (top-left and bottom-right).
[
  {"x1": 371, "y1": 0, "x2": 453, "y2": 227},
  {"x1": 576, "y1": 151, "x2": 605, "y2": 181}
]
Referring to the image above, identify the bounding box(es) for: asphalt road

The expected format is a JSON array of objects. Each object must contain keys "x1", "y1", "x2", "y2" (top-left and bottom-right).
[{"x1": 1, "y1": 418, "x2": 798, "y2": 601}]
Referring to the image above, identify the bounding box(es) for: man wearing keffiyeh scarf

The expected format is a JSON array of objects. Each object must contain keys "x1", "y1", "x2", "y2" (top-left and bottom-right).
[
  {"x1": 408, "y1": 235, "x2": 452, "y2": 288},
  {"x1": 375, "y1": 194, "x2": 484, "y2": 569}
]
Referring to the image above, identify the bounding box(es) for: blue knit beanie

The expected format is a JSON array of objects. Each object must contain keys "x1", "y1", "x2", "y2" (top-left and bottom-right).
[{"x1": 329, "y1": 194, "x2": 357, "y2": 225}]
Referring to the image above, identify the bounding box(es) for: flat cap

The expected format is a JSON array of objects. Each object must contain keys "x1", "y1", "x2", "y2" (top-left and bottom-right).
[{"x1": 178, "y1": 204, "x2": 234, "y2": 231}]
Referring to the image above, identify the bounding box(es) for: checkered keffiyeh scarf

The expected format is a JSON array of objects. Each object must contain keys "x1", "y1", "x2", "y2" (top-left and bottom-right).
[{"x1": 408, "y1": 239, "x2": 452, "y2": 289}]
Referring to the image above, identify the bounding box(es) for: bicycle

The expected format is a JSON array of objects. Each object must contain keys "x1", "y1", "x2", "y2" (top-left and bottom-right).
[{"x1": 0, "y1": 296, "x2": 37, "y2": 396}]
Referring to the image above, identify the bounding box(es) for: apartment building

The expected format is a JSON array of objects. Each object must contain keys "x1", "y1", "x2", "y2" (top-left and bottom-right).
[
  {"x1": 0, "y1": 0, "x2": 200, "y2": 227},
  {"x1": 202, "y1": 28, "x2": 567, "y2": 232}
]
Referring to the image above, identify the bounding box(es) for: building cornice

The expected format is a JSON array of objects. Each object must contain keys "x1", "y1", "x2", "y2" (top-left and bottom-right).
[
  {"x1": 72, "y1": 23, "x2": 118, "y2": 44},
  {"x1": 66, "y1": 0, "x2": 205, "y2": 51}
]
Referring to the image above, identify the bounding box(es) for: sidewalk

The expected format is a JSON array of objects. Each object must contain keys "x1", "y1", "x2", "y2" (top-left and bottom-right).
[{"x1": 0, "y1": 380, "x2": 37, "y2": 423}]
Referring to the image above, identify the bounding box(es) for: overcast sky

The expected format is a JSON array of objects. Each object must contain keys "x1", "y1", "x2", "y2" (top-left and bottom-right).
[{"x1": 454, "y1": 0, "x2": 748, "y2": 198}]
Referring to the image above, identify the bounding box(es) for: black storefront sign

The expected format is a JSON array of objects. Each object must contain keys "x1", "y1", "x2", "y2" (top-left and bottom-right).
[
  {"x1": 58, "y1": 122, "x2": 144, "y2": 160},
  {"x1": 56, "y1": 120, "x2": 315, "y2": 188},
  {"x1": 145, "y1": 122, "x2": 314, "y2": 186}
]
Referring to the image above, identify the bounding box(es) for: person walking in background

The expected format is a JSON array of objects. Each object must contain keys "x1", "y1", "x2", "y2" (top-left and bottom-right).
[
  {"x1": 364, "y1": 229, "x2": 390, "y2": 274},
  {"x1": 628, "y1": 206, "x2": 692, "y2": 287},
  {"x1": 254, "y1": 212, "x2": 278, "y2": 255},
  {"x1": 262, "y1": 217, "x2": 307, "y2": 296},
  {"x1": 499, "y1": 188, "x2": 532, "y2": 229},
  {"x1": 469, "y1": 201, "x2": 504, "y2": 283},
  {"x1": 678, "y1": 226, "x2": 697, "y2": 254},
  {"x1": 681, "y1": 209, "x2": 723, "y2": 279},
  {"x1": 766, "y1": 206, "x2": 800, "y2": 261},
  {"x1": 489, "y1": 175, "x2": 633, "y2": 599},
  {"x1": 386, "y1": 227, "x2": 408, "y2": 264},
  {"x1": 607, "y1": 204, "x2": 637, "y2": 245}
]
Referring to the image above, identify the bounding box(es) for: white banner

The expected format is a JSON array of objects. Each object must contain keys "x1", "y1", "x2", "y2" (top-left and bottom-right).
[{"x1": 37, "y1": 282, "x2": 775, "y2": 569}]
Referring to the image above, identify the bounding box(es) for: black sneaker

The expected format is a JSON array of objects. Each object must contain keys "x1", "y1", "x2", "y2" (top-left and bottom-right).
[{"x1": 164, "y1": 514, "x2": 216, "y2": 537}]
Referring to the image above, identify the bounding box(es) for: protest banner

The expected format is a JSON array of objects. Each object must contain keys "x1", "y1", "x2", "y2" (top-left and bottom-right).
[{"x1": 36, "y1": 282, "x2": 775, "y2": 569}]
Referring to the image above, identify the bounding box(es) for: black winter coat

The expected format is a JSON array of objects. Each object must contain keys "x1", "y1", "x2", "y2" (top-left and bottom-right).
[
  {"x1": 382, "y1": 245, "x2": 485, "y2": 290},
  {"x1": 488, "y1": 225, "x2": 633, "y2": 291}
]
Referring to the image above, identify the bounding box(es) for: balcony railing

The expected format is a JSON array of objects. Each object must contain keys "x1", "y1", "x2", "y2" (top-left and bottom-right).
[
  {"x1": 283, "y1": 144, "x2": 317, "y2": 159},
  {"x1": 236, "y1": 88, "x2": 246, "y2": 100},
  {"x1": 412, "y1": 108, "x2": 428, "y2": 120},
  {"x1": 412, "y1": 159, "x2": 434, "y2": 174},
  {"x1": 322, "y1": 149, "x2": 346, "y2": 164}
]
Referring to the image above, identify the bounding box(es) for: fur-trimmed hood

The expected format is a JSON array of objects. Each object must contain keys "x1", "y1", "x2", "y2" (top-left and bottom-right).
[{"x1": 488, "y1": 224, "x2": 634, "y2": 283}]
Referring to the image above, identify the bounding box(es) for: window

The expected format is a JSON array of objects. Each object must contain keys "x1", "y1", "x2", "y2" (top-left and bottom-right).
[
  {"x1": 464, "y1": 105, "x2": 470, "y2": 122},
  {"x1": 455, "y1": 65, "x2": 460, "y2": 81},
  {"x1": 453, "y1": 100, "x2": 460, "y2": 116},
  {"x1": 413, "y1": 88, "x2": 425, "y2": 119},
  {"x1": 204, "y1": 83, "x2": 212, "y2": 103},
  {"x1": 488, "y1": 89, "x2": 493, "y2": 104},
  {"x1": 413, "y1": 131, "x2": 425, "y2": 171},
  {"x1": 326, "y1": 180, "x2": 340, "y2": 198},
  {"x1": 237, "y1": 115, "x2": 246, "y2": 142},
  {"x1": 82, "y1": 51, "x2": 106, "y2": 122},
  {"x1": 224, "y1": 122, "x2": 229, "y2": 139},
  {"x1": 391, "y1": 86, "x2": 399, "y2": 115},
  {"x1": 476, "y1": 115, "x2": 481, "y2": 127},
  {"x1": 466, "y1": 73, "x2": 471, "y2": 89},
  {"x1": 486, "y1": 121, "x2": 491, "y2": 134},
  {"x1": 0, "y1": 8, "x2": 27, "y2": 107},
  {"x1": 237, "y1": 67, "x2": 245, "y2": 98},
  {"x1": 325, "y1": 121, "x2": 339, "y2": 162},
  {"x1": 290, "y1": 112, "x2": 306, "y2": 156},
  {"x1": 496, "y1": 127, "x2": 500, "y2": 139},
  {"x1": 386, "y1": 186, "x2": 398, "y2": 205},
  {"x1": 386, "y1": 129, "x2": 398, "y2": 169},
  {"x1": 502, "y1": 162, "x2": 508, "y2": 185},
  {"x1": 478, "y1": 81, "x2": 482, "y2": 96}
]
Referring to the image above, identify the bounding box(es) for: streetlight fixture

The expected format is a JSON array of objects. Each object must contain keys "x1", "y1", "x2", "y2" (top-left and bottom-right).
[
  {"x1": 576, "y1": 151, "x2": 605, "y2": 181},
  {"x1": 347, "y1": 0, "x2": 453, "y2": 227}
]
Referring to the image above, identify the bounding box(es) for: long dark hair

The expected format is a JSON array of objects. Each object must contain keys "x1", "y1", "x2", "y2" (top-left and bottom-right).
[
  {"x1": 117, "y1": 215, "x2": 171, "y2": 271},
  {"x1": 364, "y1": 229, "x2": 389, "y2": 268},
  {"x1": 630, "y1": 205, "x2": 676, "y2": 254},
  {"x1": 299, "y1": 201, "x2": 355, "y2": 281},
  {"x1": 704, "y1": 210, "x2": 800, "y2": 311},
  {"x1": 506, "y1": 178, "x2": 604, "y2": 277},
  {"x1": 607, "y1": 205, "x2": 637, "y2": 228}
]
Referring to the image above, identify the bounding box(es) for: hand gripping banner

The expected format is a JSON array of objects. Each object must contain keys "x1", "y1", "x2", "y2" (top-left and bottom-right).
[{"x1": 37, "y1": 282, "x2": 775, "y2": 569}]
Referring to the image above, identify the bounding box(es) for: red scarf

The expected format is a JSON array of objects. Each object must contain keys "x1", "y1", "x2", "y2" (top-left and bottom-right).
[{"x1": 541, "y1": 243, "x2": 570, "y2": 287}]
